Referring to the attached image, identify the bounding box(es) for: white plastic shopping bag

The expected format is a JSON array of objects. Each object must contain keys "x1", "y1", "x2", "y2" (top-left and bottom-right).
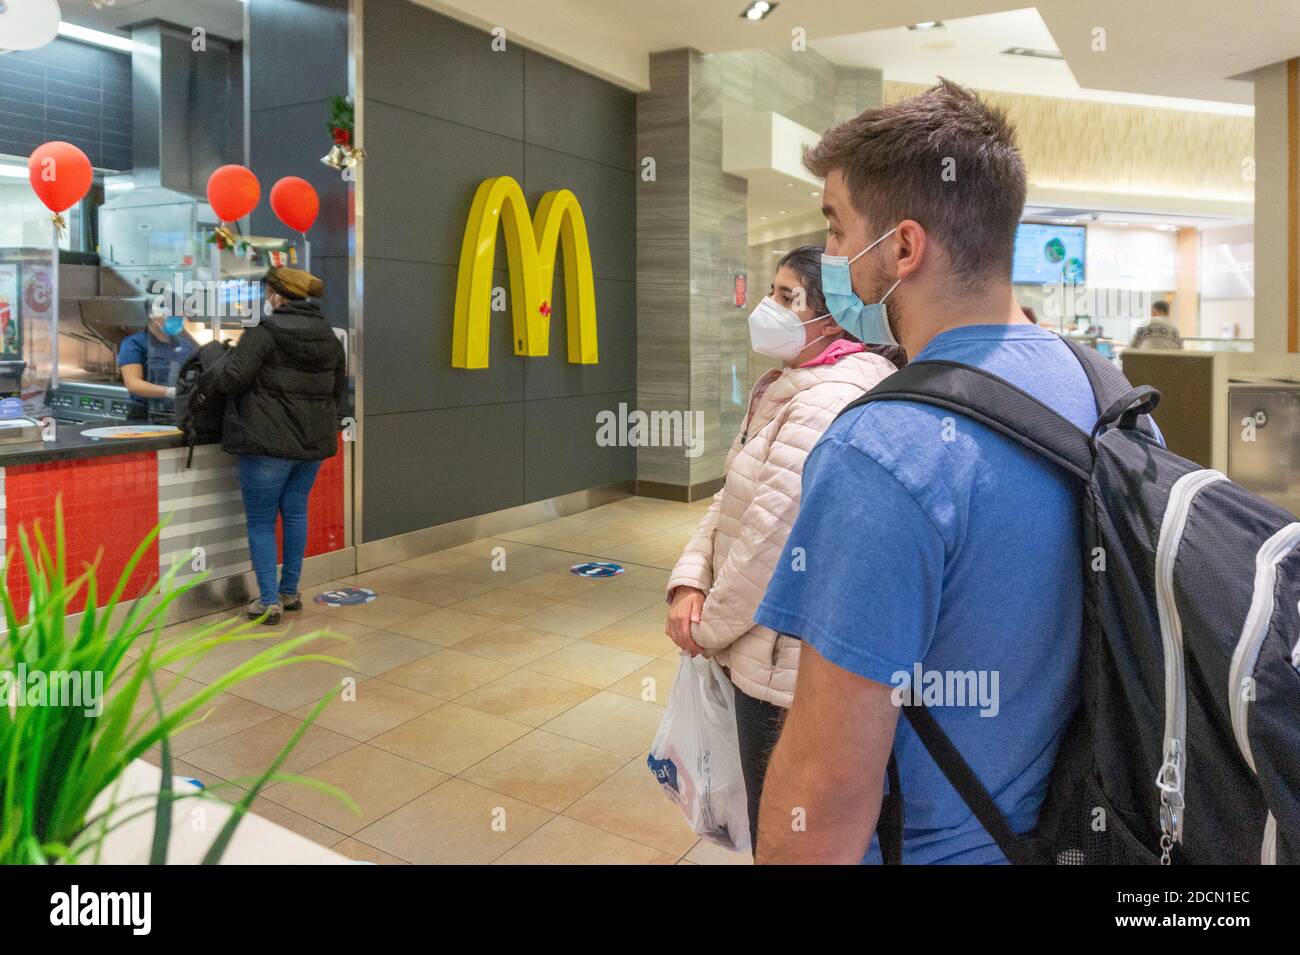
[{"x1": 646, "y1": 652, "x2": 751, "y2": 852}]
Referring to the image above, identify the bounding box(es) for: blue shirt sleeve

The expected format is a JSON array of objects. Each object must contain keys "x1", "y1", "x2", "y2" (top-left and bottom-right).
[
  {"x1": 754, "y1": 435, "x2": 946, "y2": 687},
  {"x1": 117, "y1": 332, "x2": 147, "y2": 368}
]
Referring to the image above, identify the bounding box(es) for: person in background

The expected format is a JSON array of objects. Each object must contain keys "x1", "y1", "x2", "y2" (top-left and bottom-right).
[
  {"x1": 117, "y1": 312, "x2": 198, "y2": 421},
  {"x1": 214, "y1": 268, "x2": 347, "y2": 624},
  {"x1": 1129, "y1": 300, "x2": 1183, "y2": 350},
  {"x1": 664, "y1": 244, "x2": 902, "y2": 852},
  {"x1": 751, "y1": 80, "x2": 1121, "y2": 863}
]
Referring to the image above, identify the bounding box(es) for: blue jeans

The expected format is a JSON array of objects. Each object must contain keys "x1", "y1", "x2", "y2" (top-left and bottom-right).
[{"x1": 236, "y1": 455, "x2": 323, "y2": 606}]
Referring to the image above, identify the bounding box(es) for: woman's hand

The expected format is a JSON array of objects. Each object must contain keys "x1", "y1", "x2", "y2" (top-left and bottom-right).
[{"x1": 666, "y1": 587, "x2": 707, "y2": 656}]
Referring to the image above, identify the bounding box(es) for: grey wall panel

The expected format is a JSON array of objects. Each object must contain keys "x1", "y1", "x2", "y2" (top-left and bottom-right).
[
  {"x1": 359, "y1": 0, "x2": 635, "y2": 543},
  {"x1": 363, "y1": 403, "x2": 526, "y2": 538},
  {"x1": 362, "y1": 260, "x2": 523, "y2": 415},
  {"x1": 310, "y1": 253, "x2": 351, "y2": 331},
  {"x1": 523, "y1": 391, "x2": 636, "y2": 503},
  {"x1": 522, "y1": 278, "x2": 635, "y2": 401},
  {"x1": 364, "y1": 0, "x2": 524, "y2": 140},
  {"x1": 248, "y1": 99, "x2": 350, "y2": 258},
  {"x1": 363, "y1": 102, "x2": 525, "y2": 267},
  {"x1": 523, "y1": 50, "x2": 635, "y2": 172},
  {"x1": 248, "y1": 0, "x2": 348, "y2": 111},
  {"x1": 523, "y1": 143, "x2": 636, "y2": 283}
]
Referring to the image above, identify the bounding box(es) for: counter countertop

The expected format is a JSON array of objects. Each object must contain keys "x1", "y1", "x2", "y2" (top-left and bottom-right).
[{"x1": 0, "y1": 421, "x2": 206, "y2": 467}]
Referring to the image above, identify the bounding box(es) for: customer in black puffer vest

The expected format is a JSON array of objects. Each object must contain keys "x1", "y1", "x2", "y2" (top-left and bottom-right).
[{"x1": 214, "y1": 267, "x2": 347, "y2": 624}]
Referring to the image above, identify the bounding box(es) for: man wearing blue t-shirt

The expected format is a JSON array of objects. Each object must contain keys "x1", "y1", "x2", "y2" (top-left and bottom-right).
[{"x1": 753, "y1": 80, "x2": 1107, "y2": 864}]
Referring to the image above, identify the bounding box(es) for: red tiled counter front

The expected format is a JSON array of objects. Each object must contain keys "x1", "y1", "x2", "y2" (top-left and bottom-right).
[
  {"x1": 1, "y1": 439, "x2": 348, "y2": 614},
  {"x1": 2, "y1": 452, "x2": 160, "y2": 615}
]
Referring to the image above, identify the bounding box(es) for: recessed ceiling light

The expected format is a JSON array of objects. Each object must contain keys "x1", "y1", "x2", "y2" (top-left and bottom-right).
[
  {"x1": 57, "y1": 22, "x2": 134, "y2": 52},
  {"x1": 778, "y1": 210, "x2": 787, "y2": 215},
  {"x1": 907, "y1": 21, "x2": 944, "y2": 31},
  {"x1": 810, "y1": 190, "x2": 820, "y2": 197},
  {"x1": 1001, "y1": 46, "x2": 1065, "y2": 61},
  {"x1": 759, "y1": 215, "x2": 768, "y2": 220},
  {"x1": 739, "y1": 1, "x2": 777, "y2": 20}
]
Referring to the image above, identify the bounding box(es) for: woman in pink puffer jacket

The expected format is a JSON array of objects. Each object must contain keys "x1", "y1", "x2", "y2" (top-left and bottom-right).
[{"x1": 664, "y1": 245, "x2": 902, "y2": 851}]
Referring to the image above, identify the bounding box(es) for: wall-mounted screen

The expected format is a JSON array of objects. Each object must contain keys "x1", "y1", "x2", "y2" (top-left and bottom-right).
[{"x1": 1012, "y1": 222, "x2": 1086, "y2": 285}]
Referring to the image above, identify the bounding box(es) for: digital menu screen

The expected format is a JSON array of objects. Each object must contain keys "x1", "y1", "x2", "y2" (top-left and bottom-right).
[{"x1": 1011, "y1": 223, "x2": 1086, "y2": 285}]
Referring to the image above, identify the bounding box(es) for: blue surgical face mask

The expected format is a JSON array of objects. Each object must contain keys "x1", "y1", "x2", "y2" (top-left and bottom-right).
[
  {"x1": 162, "y1": 316, "x2": 184, "y2": 337},
  {"x1": 820, "y1": 227, "x2": 902, "y2": 346}
]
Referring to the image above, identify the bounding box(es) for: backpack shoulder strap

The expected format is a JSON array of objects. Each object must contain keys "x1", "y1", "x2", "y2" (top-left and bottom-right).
[
  {"x1": 902, "y1": 704, "x2": 1045, "y2": 864},
  {"x1": 837, "y1": 359, "x2": 1095, "y2": 481}
]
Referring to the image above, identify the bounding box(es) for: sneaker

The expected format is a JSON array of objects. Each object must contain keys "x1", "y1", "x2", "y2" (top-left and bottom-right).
[
  {"x1": 246, "y1": 599, "x2": 283, "y2": 625},
  {"x1": 279, "y1": 592, "x2": 304, "y2": 612}
]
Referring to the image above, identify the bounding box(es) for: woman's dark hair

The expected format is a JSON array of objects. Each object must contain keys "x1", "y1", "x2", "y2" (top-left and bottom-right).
[{"x1": 775, "y1": 243, "x2": 908, "y2": 368}]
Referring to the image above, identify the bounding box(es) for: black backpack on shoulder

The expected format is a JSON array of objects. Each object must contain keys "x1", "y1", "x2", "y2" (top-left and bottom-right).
[
  {"x1": 848, "y1": 337, "x2": 1300, "y2": 865},
  {"x1": 174, "y1": 340, "x2": 232, "y2": 467}
]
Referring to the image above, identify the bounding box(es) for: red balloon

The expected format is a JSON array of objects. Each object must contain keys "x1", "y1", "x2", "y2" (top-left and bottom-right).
[
  {"x1": 28, "y1": 142, "x2": 93, "y2": 214},
  {"x1": 270, "y1": 176, "x2": 320, "y2": 233},
  {"x1": 206, "y1": 164, "x2": 261, "y2": 222}
]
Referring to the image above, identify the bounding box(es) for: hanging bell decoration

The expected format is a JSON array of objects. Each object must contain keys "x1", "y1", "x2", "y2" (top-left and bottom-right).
[{"x1": 322, "y1": 94, "x2": 366, "y2": 173}]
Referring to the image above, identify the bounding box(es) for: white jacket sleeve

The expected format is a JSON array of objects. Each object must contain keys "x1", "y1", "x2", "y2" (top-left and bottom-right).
[
  {"x1": 665, "y1": 488, "x2": 725, "y2": 601},
  {"x1": 691, "y1": 392, "x2": 837, "y2": 650}
]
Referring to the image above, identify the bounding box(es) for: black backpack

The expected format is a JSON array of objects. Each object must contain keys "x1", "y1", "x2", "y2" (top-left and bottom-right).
[
  {"x1": 174, "y1": 340, "x2": 232, "y2": 467},
  {"x1": 847, "y1": 337, "x2": 1300, "y2": 865}
]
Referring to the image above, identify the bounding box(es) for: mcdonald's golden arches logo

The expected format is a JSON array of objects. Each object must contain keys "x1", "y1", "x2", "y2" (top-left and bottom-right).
[{"x1": 451, "y1": 176, "x2": 599, "y2": 369}]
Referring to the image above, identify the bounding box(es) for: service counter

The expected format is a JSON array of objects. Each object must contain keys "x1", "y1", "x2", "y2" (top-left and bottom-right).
[{"x1": 0, "y1": 428, "x2": 352, "y2": 617}]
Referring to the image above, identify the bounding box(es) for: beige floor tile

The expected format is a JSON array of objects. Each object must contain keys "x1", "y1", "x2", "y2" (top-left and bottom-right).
[
  {"x1": 496, "y1": 523, "x2": 582, "y2": 546},
  {"x1": 289, "y1": 678, "x2": 443, "y2": 741},
  {"x1": 376, "y1": 648, "x2": 512, "y2": 699},
  {"x1": 616, "y1": 563, "x2": 675, "y2": 594},
  {"x1": 170, "y1": 692, "x2": 281, "y2": 756},
  {"x1": 159, "y1": 637, "x2": 266, "y2": 683},
  {"x1": 585, "y1": 607, "x2": 676, "y2": 658},
  {"x1": 453, "y1": 624, "x2": 575, "y2": 667},
  {"x1": 562, "y1": 583, "x2": 663, "y2": 616},
  {"x1": 461, "y1": 730, "x2": 627, "y2": 812},
  {"x1": 294, "y1": 626, "x2": 435, "y2": 677},
  {"x1": 493, "y1": 815, "x2": 675, "y2": 865},
  {"x1": 564, "y1": 757, "x2": 698, "y2": 856},
  {"x1": 512, "y1": 601, "x2": 630, "y2": 639},
  {"x1": 395, "y1": 551, "x2": 484, "y2": 576},
  {"x1": 225, "y1": 657, "x2": 357, "y2": 713},
  {"x1": 541, "y1": 691, "x2": 665, "y2": 758},
  {"x1": 246, "y1": 798, "x2": 346, "y2": 849},
  {"x1": 526, "y1": 640, "x2": 653, "y2": 689},
  {"x1": 262, "y1": 744, "x2": 446, "y2": 835},
  {"x1": 368, "y1": 703, "x2": 529, "y2": 774},
  {"x1": 331, "y1": 838, "x2": 410, "y2": 865},
  {"x1": 353, "y1": 778, "x2": 552, "y2": 864},
  {"x1": 504, "y1": 571, "x2": 603, "y2": 600},
  {"x1": 348, "y1": 565, "x2": 495, "y2": 604},
  {"x1": 685, "y1": 838, "x2": 754, "y2": 865},
  {"x1": 307, "y1": 591, "x2": 439, "y2": 629},
  {"x1": 182, "y1": 713, "x2": 357, "y2": 782},
  {"x1": 383, "y1": 607, "x2": 502, "y2": 647},
  {"x1": 604, "y1": 656, "x2": 681, "y2": 705},
  {"x1": 445, "y1": 588, "x2": 559, "y2": 623},
  {"x1": 454, "y1": 669, "x2": 597, "y2": 726}
]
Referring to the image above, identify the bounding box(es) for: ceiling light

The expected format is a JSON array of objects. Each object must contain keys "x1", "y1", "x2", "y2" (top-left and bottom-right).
[
  {"x1": 759, "y1": 215, "x2": 767, "y2": 220},
  {"x1": 777, "y1": 209, "x2": 787, "y2": 215},
  {"x1": 58, "y1": 22, "x2": 134, "y2": 52},
  {"x1": 907, "y1": 21, "x2": 944, "y2": 31},
  {"x1": 810, "y1": 190, "x2": 820, "y2": 197},
  {"x1": 1, "y1": 0, "x2": 60, "y2": 51},
  {"x1": 1001, "y1": 46, "x2": 1065, "y2": 61},
  {"x1": 740, "y1": 1, "x2": 777, "y2": 21},
  {"x1": 0, "y1": 163, "x2": 29, "y2": 179}
]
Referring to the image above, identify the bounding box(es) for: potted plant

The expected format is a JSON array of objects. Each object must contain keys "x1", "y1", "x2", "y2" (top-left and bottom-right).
[{"x1": 0, "y1": 507, "x2": 355, "y2": 864}]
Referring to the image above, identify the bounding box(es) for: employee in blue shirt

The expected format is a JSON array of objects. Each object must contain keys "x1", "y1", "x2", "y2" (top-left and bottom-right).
[{"x1": 117, "y1": 313, "x2": 198, "y2": 420}]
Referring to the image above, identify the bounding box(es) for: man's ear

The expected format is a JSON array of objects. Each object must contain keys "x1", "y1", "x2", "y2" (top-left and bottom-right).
[{"x1": 894, "y1": 219, "x2": 928, "y2": 281}]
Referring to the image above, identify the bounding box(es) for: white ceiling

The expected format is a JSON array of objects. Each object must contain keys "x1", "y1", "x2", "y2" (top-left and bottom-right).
[
  {"x1": 58, "y1": 0, "x2": 244, "y2": 42},
  {"x1": 418, "y1": 0, "x2": 1300, "y2": 104},
  {"x1": 813, "y1": 9, "x2": 1253, "y2": 116}
]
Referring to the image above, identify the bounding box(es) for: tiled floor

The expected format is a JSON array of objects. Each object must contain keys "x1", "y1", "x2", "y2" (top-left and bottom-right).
[{"x1": 143, "y1": 495, "x2": 754, "y2": 865}]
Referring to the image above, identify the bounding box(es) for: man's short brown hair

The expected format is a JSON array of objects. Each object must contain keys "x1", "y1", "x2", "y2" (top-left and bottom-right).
[{"x1": 804, "y1": 79, "x2": 1026, "y2": 288}]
